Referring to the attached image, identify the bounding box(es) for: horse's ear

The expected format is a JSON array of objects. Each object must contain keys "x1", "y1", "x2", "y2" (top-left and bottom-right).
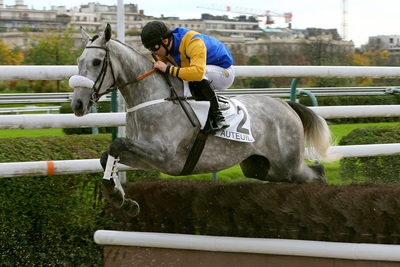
[
  {"x1": 80, "y1": 26, "x2": 91, "y2": 44},
  {"x1": 104, "y1": 23, "x2": 112, "y2": 42}
]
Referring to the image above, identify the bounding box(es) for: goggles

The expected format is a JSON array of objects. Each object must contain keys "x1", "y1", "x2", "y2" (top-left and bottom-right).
[{"x1": 147, "y1": 43, "x2": 161, "y2": 52}]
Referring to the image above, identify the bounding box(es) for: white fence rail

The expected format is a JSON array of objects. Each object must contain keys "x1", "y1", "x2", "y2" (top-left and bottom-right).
[
  {"x1": 1, "y1": 105, "x2": 399, "y2": 129},
  {"x1": 3, "y1": 65, "x2": 400, "y2": 80},
  {"x1": 0, "y1": 66, "x2": 77, "y2": 80},
  {"x1": 0, "y1": 113, "x2": 124, "y2": 129},
  {"x1": 0, "y1": 92, "x2": 111, "y2": 104},
  {"x1": 0, "y1": 86, "x2": 398, "y2": 105},
  {"x1": 0, "y1": 105, "x2": 61, "y2": 114}
]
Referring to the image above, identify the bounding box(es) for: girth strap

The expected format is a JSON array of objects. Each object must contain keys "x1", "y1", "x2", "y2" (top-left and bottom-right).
[{"x1": 179, "y1": 130, "x2": 209, "y2": 175}]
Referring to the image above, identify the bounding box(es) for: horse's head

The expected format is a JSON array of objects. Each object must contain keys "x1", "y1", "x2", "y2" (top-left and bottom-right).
[{"x1": 69, "y1": 24, "x2": 115, "y2": 116}]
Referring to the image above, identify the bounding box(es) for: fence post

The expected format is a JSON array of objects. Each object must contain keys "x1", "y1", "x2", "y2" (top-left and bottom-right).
[
  {"x1": 91, "y1": 106, "x2": 99, "y2": 134},
  {"x1": 290, "y1": 78, "x2": 318, "y2": 106},
  {"x1": 111, "y1": 91, "x2": 118, "y2": 140},
  {"x1": 290, "y1": 78, "x2": 300, "y2": 102}
]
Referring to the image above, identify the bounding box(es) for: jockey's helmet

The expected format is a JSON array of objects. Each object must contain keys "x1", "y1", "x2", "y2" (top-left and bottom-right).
[{"x1": 141, "y1": 21, "x2": 172, "y2": 50}]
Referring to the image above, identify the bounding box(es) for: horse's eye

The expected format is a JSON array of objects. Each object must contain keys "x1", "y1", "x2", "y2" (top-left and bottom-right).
[{"x1": 93, "y1": 59, "x2": 102, "y2": 66}]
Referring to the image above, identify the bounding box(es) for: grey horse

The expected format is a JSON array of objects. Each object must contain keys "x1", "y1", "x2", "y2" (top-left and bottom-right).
[{"x1": 70, "y1": 24, "x2": 337, "y2": 216}]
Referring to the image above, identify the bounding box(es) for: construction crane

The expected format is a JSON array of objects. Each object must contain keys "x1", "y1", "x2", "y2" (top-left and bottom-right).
[
  {"x1": 341, "y1": 0, "x2": 348, "y2": 40},
  {"x1": 196, "y1": 3, "x2": 292, "y2": 31}
]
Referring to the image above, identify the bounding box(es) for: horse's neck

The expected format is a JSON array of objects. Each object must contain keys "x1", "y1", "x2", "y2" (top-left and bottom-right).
[
  {"x1": 112, "y1": 43, "x2": 183, "y2": 108},
  {"x1": 125, "y1": 74, "x2": 184, "y2": 109},
  {"x1": 113, "y1": 43, "x2": 152, "y2": 85}
]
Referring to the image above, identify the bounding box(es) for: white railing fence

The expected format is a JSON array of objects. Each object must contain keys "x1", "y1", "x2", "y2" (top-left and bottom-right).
[
  {"x1": 1, "y1": 65, "x2": 400, "y2": 262},
  {"x1": 3, "y1": 65, "x2": 400, "y2": 80}
]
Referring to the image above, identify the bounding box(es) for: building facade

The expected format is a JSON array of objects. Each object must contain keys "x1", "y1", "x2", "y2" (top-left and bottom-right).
[
  {"x1": 0, "y1": 0, "x2": 354, "y2": 63},
  {"x1": 364, "y1": 35, "x2": 400, "y2": 52}
]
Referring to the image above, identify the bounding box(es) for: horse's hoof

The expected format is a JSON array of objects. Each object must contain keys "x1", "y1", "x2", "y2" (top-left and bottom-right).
[{"x1": 123, "y1": 198, "x2": 140, "y2": 217}]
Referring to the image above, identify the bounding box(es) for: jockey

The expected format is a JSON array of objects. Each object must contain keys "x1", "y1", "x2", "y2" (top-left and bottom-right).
[{"x1": 140, "y1": 20, "x2": 235, "y2": 132}]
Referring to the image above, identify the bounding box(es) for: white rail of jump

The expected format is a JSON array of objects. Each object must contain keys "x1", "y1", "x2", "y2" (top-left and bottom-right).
[
  {"x1": 1, "y1": 142, "x2": 400, "y2": 178},
  {"x1": 94, "y1": 230, "x2": 400, "y2": 262},
  {"x1": 0, "y1": 159, "x2": 132, "y2": 178}
]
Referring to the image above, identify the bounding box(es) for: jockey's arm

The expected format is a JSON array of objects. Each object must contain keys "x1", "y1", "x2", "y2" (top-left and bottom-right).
[{"x1": 166, "y1": 38, "x2": 206, "y2": 82}]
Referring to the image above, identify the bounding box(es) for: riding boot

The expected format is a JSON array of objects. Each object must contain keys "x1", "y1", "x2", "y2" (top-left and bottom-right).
[{"x1": 196, "y1": 79, "x2": 230, "y2": 131}]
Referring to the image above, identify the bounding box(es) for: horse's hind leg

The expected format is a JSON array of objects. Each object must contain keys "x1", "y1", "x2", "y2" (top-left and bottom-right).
[
  {"x1": 291, "y1": 162, "x2": 327, "y2": 183},
  {"x1": 240, "y1": 155, "x2": 298, "y2": 182},
  {"x1": 308, "y1": 163, "x2": 327, "y2": 183},
  {"x1": 240, "y1": 155, "x2": 270, "y2": 180},
  {"x1": 240, "y1": 154, "x2": 327, "y2": 183}
]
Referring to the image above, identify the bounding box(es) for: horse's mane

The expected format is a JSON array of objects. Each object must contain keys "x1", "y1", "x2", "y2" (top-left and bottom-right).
[
  {"x1": 88, "y1": 32, "x2": 152, "y2": 63},
  {"x1": 112, "y1": 37, "x2": 152, "y2": 63}
]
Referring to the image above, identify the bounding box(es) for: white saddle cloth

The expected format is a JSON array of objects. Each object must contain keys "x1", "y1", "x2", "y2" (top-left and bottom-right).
[{"x1": 184, "y1": 82, "x2": 255, "y2": 143}]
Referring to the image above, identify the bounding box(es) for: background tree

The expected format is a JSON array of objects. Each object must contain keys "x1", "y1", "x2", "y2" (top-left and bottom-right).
[
  {"x1": 302, "y1": 38, "x2": 354, "y2": 87},
  {"x1": 351, "y1": 49, "x2": 394, "y2": 85},
  {"x1": 24, "y1": 29, "x2": 81, "y2": 65},
  {"x1": 0, "y1": 42, "x2": 23, "y2": 65},
  {"x1": 23, "y1": 29, "x2": 83, "y2": 92},
  {"x1": 0, "y1": 41, "x2": 24, "y2": 93},
  {"x1": 352, "y1": 49, "x2": 390, "y2": 67}
]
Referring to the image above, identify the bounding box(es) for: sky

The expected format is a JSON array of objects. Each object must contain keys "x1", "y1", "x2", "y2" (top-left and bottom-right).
[{"x1": 3, "y1": 0, "x2": 399, "y2": 48}]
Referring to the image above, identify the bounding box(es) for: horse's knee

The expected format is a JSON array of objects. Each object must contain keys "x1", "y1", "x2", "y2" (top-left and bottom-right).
[
  {"x1": 108, "y1": 137, "x2": 128, "y2": 157},
  {"x1": 100, "y1": 150, "x2": 109, "y2": 170}
]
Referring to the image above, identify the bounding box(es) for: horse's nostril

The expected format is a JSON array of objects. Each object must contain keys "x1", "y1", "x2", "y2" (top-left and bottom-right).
[
  {"x1": 76, "y1": 99, "x2": 83, "y2": 110},
  {"x1": 71, "y1": 99, "x2": 84, "y2": 113},
  {"x1": 71, "y1": 99, "x2": 87, "y2": 116}
]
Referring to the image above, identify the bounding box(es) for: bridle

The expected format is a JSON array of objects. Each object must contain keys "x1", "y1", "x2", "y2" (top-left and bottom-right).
[
  {"x1": 83, "y1": 43, "x2": 196, "y2": 128},
  {"x1": 84, "y1": 46, "x2": 117, "y2": 103},
  {"x1": 84, "y1": 45, "x2": 156, "y2": 104}
]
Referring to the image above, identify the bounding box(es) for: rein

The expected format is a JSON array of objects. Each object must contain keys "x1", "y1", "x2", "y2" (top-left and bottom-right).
[
  {"x1": 118, "y1": 68, "x2": 157, "y2": 89},
  {"x1": 84, "y1": 45, "x2": 156, "y2": 103}
]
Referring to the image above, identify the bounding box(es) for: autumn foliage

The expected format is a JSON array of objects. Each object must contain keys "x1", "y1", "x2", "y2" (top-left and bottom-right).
[{"x1": 0, "y1": 41, "x2": 23, "y2": 65}]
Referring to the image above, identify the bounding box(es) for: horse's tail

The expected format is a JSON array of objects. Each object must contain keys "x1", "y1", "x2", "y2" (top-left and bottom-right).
[{"x1": 287, "y1": 101, "x2": 340, "y2": 162}]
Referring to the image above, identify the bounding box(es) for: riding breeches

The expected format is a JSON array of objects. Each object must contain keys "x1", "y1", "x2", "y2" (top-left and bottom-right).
[{"x1": 203, "y1": 65, "x2": 235, "y2": 90}]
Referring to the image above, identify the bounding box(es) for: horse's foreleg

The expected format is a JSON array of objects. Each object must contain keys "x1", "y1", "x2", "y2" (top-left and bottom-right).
[
  {"x1": 106, "y1": 137, "x2": 179, "y2": 173},
  {"x1": 102, "y1": 153, "x2": 140, "y2": 217}
]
